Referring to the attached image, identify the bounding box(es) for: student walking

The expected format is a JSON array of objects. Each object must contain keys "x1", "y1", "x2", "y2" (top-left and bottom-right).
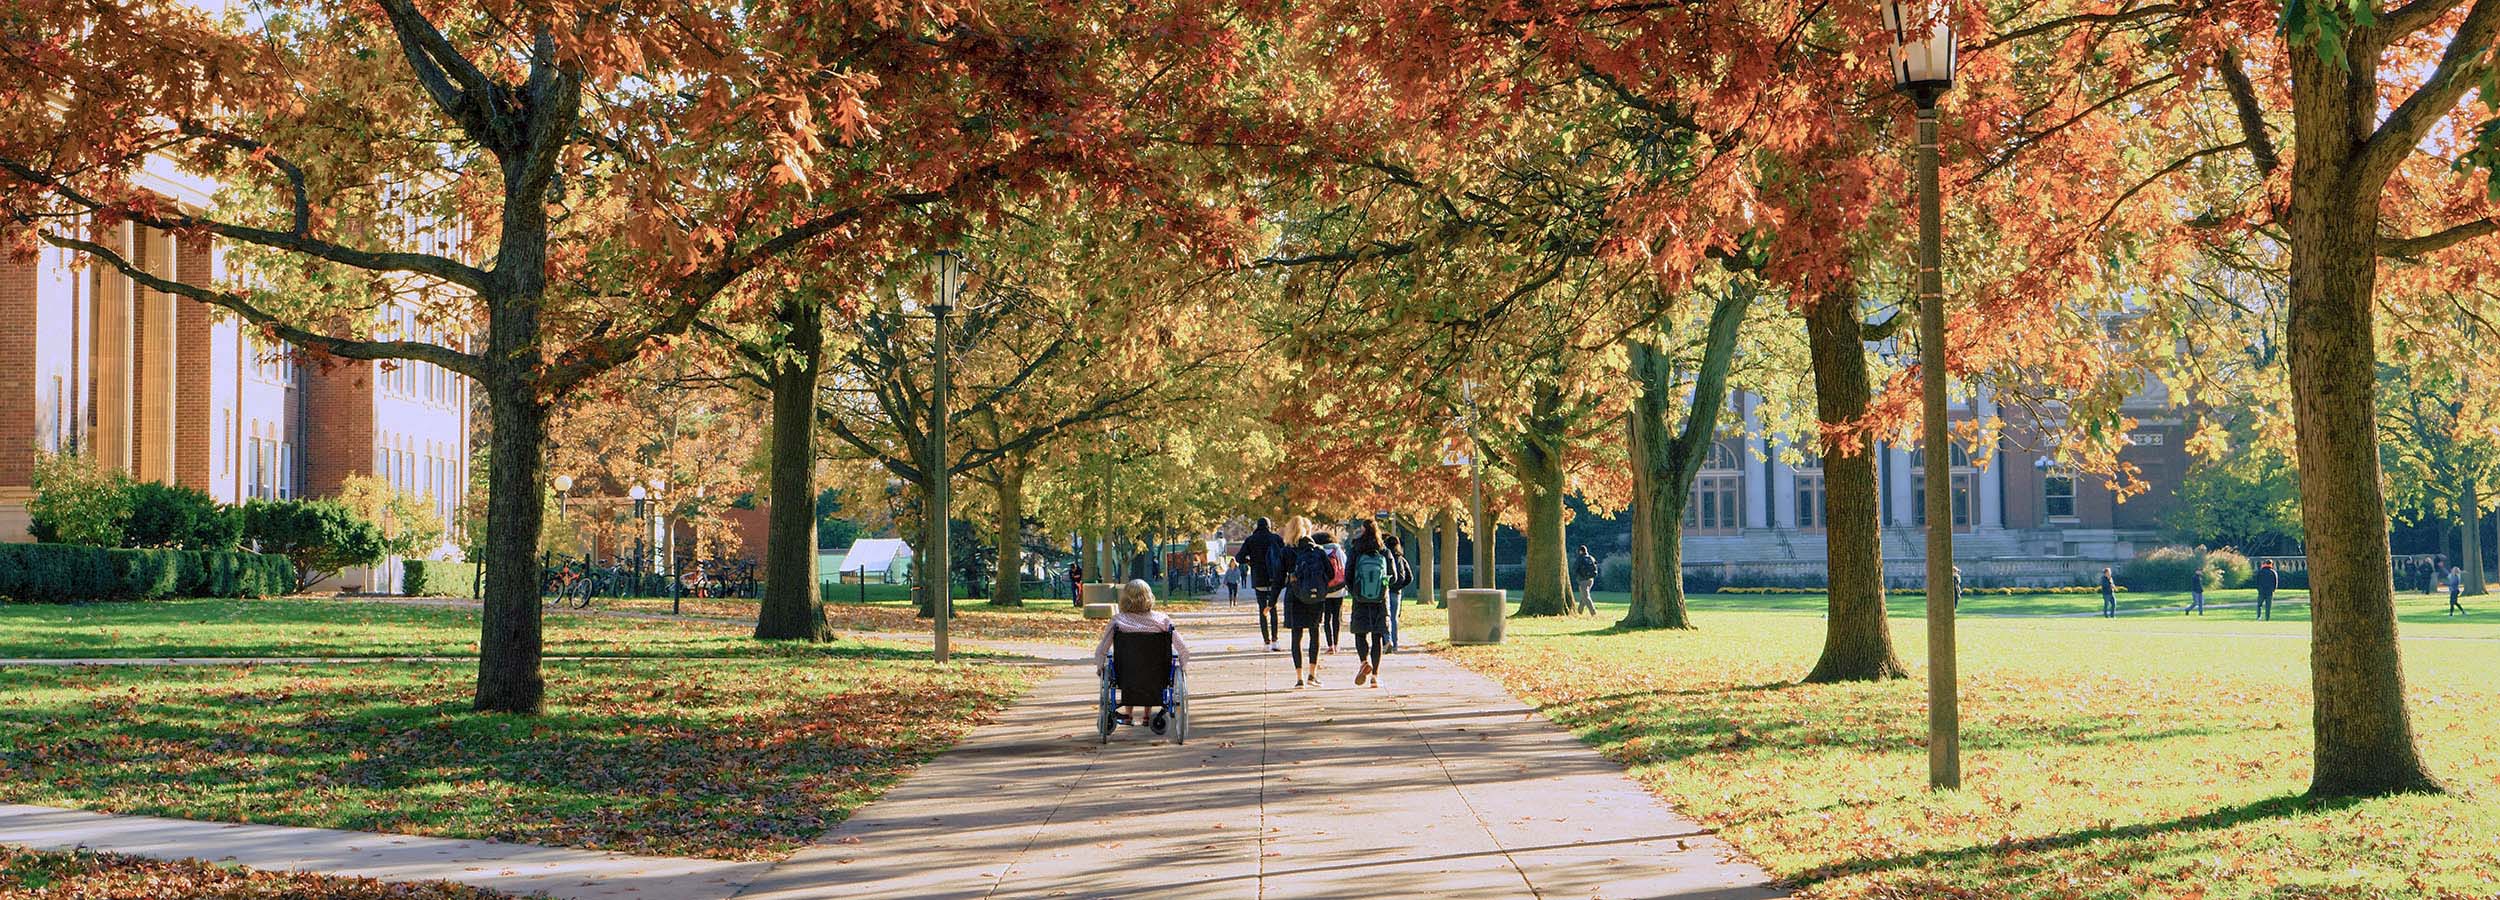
[
  {"x1": 2186, "y1": 576, "x2": 2206, "y2": 615},
  {"x1": 1347, "y1": 523, "x2": 1394, "y2": 687},
  {"x1": 1286, "y1": 535, "x2": 1331, "y2": 686},
  {"x1": 2448, "y1": 565, "x2": 2466, "y2": 616},
  {"x1": 1570, "y1": 546, "x2": 1600, "y2": 615},
  {"x1": 2099, "y1": 567, "x2": 2118, "y2": 618},
  {"x1": 1383, "y1": 534, "x2": 1414, "y2": 652},
  {"x1": 1235, "y1": 518, "x2": 1289, "y2": 651},
  {"x1": 2253, "y1": 560, "x2": 2279, "y2": 620},
  {"x1": 1314, "y1": 531, "x2": 1348, "y2": 654}
]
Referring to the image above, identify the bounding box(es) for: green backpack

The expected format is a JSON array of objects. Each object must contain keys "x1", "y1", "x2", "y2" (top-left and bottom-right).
[{"x1": 1350, "y1": 551, "x2": 1388, "y2": 603}]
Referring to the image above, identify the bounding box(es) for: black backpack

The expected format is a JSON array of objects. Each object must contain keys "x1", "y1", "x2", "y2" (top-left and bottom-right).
[
  {"x1": 1259, "y1": 536, "x2": 1291, "y2": 584},
  {"x1": 1291, "y1": 545, "x2": 1331, "y2": 602},
  {"x1": 1388, "y1": 552, "x2": 1413, "y2": 592}
]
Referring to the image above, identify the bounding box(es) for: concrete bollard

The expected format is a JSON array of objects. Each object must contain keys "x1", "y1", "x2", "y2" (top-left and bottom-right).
[
  {"x1": 1081, "y1": 582, "x2": 1120, "y2": 619},
  {"x1": 1445, "y1": 588, "x2": 1507, "y2": 645}
]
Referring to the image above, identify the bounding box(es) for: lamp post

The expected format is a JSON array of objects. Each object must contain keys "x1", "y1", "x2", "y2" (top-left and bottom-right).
[
  {"x1": 923, "y1": 249, "x2": 966, "y2": 663},
  {"x1": 1462, "y1": 381, "x2": 1491, "y2": 589},
  {"x1": 1883, "y1": 0, "x2": 1960, "y2": 791},
  {"x1": 553, "y1": 474, "x2": 574, "y2": 522}
]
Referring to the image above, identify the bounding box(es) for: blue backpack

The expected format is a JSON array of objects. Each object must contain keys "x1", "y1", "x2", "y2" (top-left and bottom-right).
[{"x1": 1350, "y1": 552, "x2": 1388, "y2": 603}]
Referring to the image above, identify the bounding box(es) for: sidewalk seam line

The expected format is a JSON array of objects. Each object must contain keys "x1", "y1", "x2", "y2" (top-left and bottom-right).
[{"x1": 1395, "y1": 654, "x2": 1545, "y2": 900}]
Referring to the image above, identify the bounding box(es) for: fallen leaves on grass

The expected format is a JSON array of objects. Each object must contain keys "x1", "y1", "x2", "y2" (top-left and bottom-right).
[
  {"x1": 0, "y1": 657, "x2": 1040, "y2": 860},
  {"x1": 1443, "y1": 613, "x2": 2500, "y2": 899},
  {"x1": 0, "y1": 847, "x2": 510, "y2": 899}
]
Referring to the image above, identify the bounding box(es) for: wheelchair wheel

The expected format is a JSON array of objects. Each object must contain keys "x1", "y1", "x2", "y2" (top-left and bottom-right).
[
  {"x1": 1170, "y1": 668, "x2": 1188, "y2": 745},
  {"x1": 1097, "y1": 669, "x2": 1117, "y2": 744}
]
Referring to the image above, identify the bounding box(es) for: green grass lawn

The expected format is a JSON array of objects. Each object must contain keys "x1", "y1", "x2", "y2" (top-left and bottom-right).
[
  {"x1": 0, "y1": 847, "x2": 510, "y2": 898},
  {"x1": 0, "y1": 598, "x2": 991, "y2": 660},
  {"x1": 0, "y1": 653, "x2": 1040, "y2": 860},
  {"x1": 1409, "y1": 591, "x2": 2500, "y2": 899}
]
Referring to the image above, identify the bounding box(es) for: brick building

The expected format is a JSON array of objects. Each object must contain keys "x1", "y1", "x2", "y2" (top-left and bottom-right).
[{"x1": 0, "y1": 166, "x2": 473, "y2": 589}]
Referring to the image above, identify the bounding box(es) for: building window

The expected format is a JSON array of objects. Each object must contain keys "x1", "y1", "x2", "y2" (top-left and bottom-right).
[
  {"x1": 1794, "y1": 473, "x2": 1825, "y2": 529},
  {"x1": 1911, "y1": 474, "x2": 1975, "y2": 528},
  {"x1": 2043, "y1": 466, "x2": 2077, "y2": 519},
  {"x1": 1683, "y1": 443, "x2": 1744, "y2": 533}
]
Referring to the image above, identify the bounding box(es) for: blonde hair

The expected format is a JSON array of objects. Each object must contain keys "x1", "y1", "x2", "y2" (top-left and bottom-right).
[{"x1": 1118, "y1": 579, "x2": 1156, "y2": 614}]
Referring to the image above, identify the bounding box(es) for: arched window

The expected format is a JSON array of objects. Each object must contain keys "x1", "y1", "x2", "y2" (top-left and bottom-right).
[{"x1": 1685, "y1": 441, "x2": 1744, "y2": 533}]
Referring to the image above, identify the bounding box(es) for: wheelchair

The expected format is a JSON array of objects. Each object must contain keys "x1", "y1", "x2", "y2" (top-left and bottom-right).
[{"x1": 1097, "y1": 630, "x2": 1188, "y2": 744}]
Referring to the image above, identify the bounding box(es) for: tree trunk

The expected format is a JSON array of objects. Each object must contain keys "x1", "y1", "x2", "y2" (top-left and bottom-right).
[
  {"x1": 2285, "y1": 47, "x2": 2440, "y2": 796},
  {"x1": 1411, "y1": 518, "x2": 1434, "y2": 603},
  {"x1": 756, "y1": 296, "x2": 827, "y2": 641},
  {"x1": 1803, "y1": 293, "x2": 1908, "y2": 682},
  {"x1": 475, "y1": 376, "x2": 549, "y2": 713},
  {"x1": 1514, "y1": 421, "x2": 1573, "y2": 616},
  {"x1": 916, "y1": 481, "x2": 941, "y2": 618},
  {"x1": 1618, "y1": 282, "x2": 1752, "y2": 630},
  {"x1": 2468, "y1": 478, "x2": 2488, "y2": 595},
  {"x1": 1436, "y1": 507, "x2": 1459, "y2": 606},
  {"x1": 989, "y1": 461, "x2": 1026, "y2": 606},
  {"x1": 1620, "y1": 339, "x2": 1692, "y2": 629}
]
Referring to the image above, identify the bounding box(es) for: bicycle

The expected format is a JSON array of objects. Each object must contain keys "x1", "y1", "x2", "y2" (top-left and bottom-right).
[{"x1": 541, "y1": 558, "x2": 594, "y2": 610}]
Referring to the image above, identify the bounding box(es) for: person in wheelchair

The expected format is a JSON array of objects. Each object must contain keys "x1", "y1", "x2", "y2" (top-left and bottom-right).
[{"x1": 1092, "y1": 580, "x2": 1190, "y2": 729}]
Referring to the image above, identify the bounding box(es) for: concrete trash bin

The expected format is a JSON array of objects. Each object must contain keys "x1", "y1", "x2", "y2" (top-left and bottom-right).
[
  {"x1": 1081, "y1": 583, "x2": 1120, "y2": 620},
  {"x1": 1445, "y1": 588, "x2": 1507, "y2": 645}
]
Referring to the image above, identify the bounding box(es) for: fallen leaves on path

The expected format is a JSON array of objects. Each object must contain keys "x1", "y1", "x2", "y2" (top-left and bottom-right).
[{"x1": 0, "y1": 847, "x2": 511, "y2": 899}]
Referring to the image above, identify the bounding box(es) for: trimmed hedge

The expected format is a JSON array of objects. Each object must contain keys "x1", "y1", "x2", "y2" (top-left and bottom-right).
[
  {"x1": 0, "y1": 543, "x2": 294, "y2": 603},
  {"x1": 401, "y1": 559, "x2": 481, "y2": 599}
]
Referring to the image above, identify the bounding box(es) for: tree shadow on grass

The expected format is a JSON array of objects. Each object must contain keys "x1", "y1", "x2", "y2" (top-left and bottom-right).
[
  {"x1": 1537, "y1": 681, "x2": 2253, "y2": 768},
  {"x1": 1786, "y1": 793, "x2": 2364, "y2": 888}
]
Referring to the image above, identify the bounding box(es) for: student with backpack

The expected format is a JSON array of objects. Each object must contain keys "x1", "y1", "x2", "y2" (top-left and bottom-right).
[
  {"x1": 1313, "y1": 531, "x2": 1348, "y2": 654},
  {"x1": 1382, "y1": 532, "x2": 1414, "y2": 652},
  {"x1": 1286, "y1": 535, "x2": 1332, "y2": 686},
  {"x1": 2253, "y1": 560, "x2": 2279, "y2": 620},
  {"x1": 1347, "y1": 522, "x2": 1394, "y2": 687},
  {"x1": 1234, "y1": 517, "x2": 1290, "y2": 651}
]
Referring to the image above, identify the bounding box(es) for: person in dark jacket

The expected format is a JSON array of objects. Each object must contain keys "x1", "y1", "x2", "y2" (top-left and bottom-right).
[
  {"x1": 2099, "y1": 567, "x2": 2118, "y2": 618},
  {"x1": 1234, "y1": 517, "x2": 1289, "y2": 652},
  {"x1": 2253, "y1": 561, "x2": 2279, "y2": 620},
  {"x1": 2448, "y1": 565, "x2": 2466, "y2": 616},
  {"x1": 1570, "y1": 547, "x2": 1600, "y2": 615}
]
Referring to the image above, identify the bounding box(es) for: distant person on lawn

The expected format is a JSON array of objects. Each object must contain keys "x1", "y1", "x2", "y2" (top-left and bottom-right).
[
  {"x1": 2186, "y1": 572, "x2": 2206, "y2": 615},
  {"x1": 2448, "y1": 565, "x2": 2466, "y2": 616},
  {"x1": 1091, "y1": 580, "x2": 1189, "y2": 727},
  {"x1": 1235, "y1": 517, "x2": 1289, "y2": 652},
  {"x1": 2099, "y1": 567, "x2": 2118, "y2": 618},
  {"x1": 1571, "y1": 546, "x2": 1600, "y2": 615},
  {"x1": 2253, "y1": 561, "x2": 2279, "y2": 620}
]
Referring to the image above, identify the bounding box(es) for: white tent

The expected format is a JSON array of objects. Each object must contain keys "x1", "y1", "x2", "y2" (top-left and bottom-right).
[{"x1": 835, "y1": 538, "x2": 915, "y2": 583}]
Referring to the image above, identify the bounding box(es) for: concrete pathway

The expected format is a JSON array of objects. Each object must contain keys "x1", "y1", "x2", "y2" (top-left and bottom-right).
[
  {"x1": 736, "y1": 608, "x2": 1784, "y2": 899},
  {"x1": 0, "y1": 804, "x2": 771, "y2": 900}
]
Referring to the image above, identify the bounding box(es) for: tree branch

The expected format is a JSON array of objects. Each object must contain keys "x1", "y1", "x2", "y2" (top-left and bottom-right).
[
  {"x1": 2380, "y1": 217, "x2": 2500, "y2": 258},
  {"x1": 2361, "y1": 0, "x2": 2500, "y2": 183},
  {"x1": 36, "y1": 229, "x2": 482, "y2": 376}
]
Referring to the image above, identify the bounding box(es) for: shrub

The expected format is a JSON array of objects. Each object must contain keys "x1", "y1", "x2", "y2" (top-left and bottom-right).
[
  {"x1": 2119, "y1": 545, "x2": 2207, "y2": 592},
  {"x1": 0, "y1": 544, "x2": 292, "y2": 602},
  {"x1": 401, "y1": 559, "x2": 480, "y2": 598},
  {"x1": 241, "y1": 499, "x2": 385, "y2": 592},
  {"x1": 121, "y1": 482, "x2": 243, "y2": 551},
  {"x1": 2204, "y1": 547, "x2": 2254, "y2": 589},
  {"x1": 1598, "y1": 553, "x2": 1633, "y2": 593},
  {"x1": 24, "y1": 452, "x2": 133, "y2": 547}
]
